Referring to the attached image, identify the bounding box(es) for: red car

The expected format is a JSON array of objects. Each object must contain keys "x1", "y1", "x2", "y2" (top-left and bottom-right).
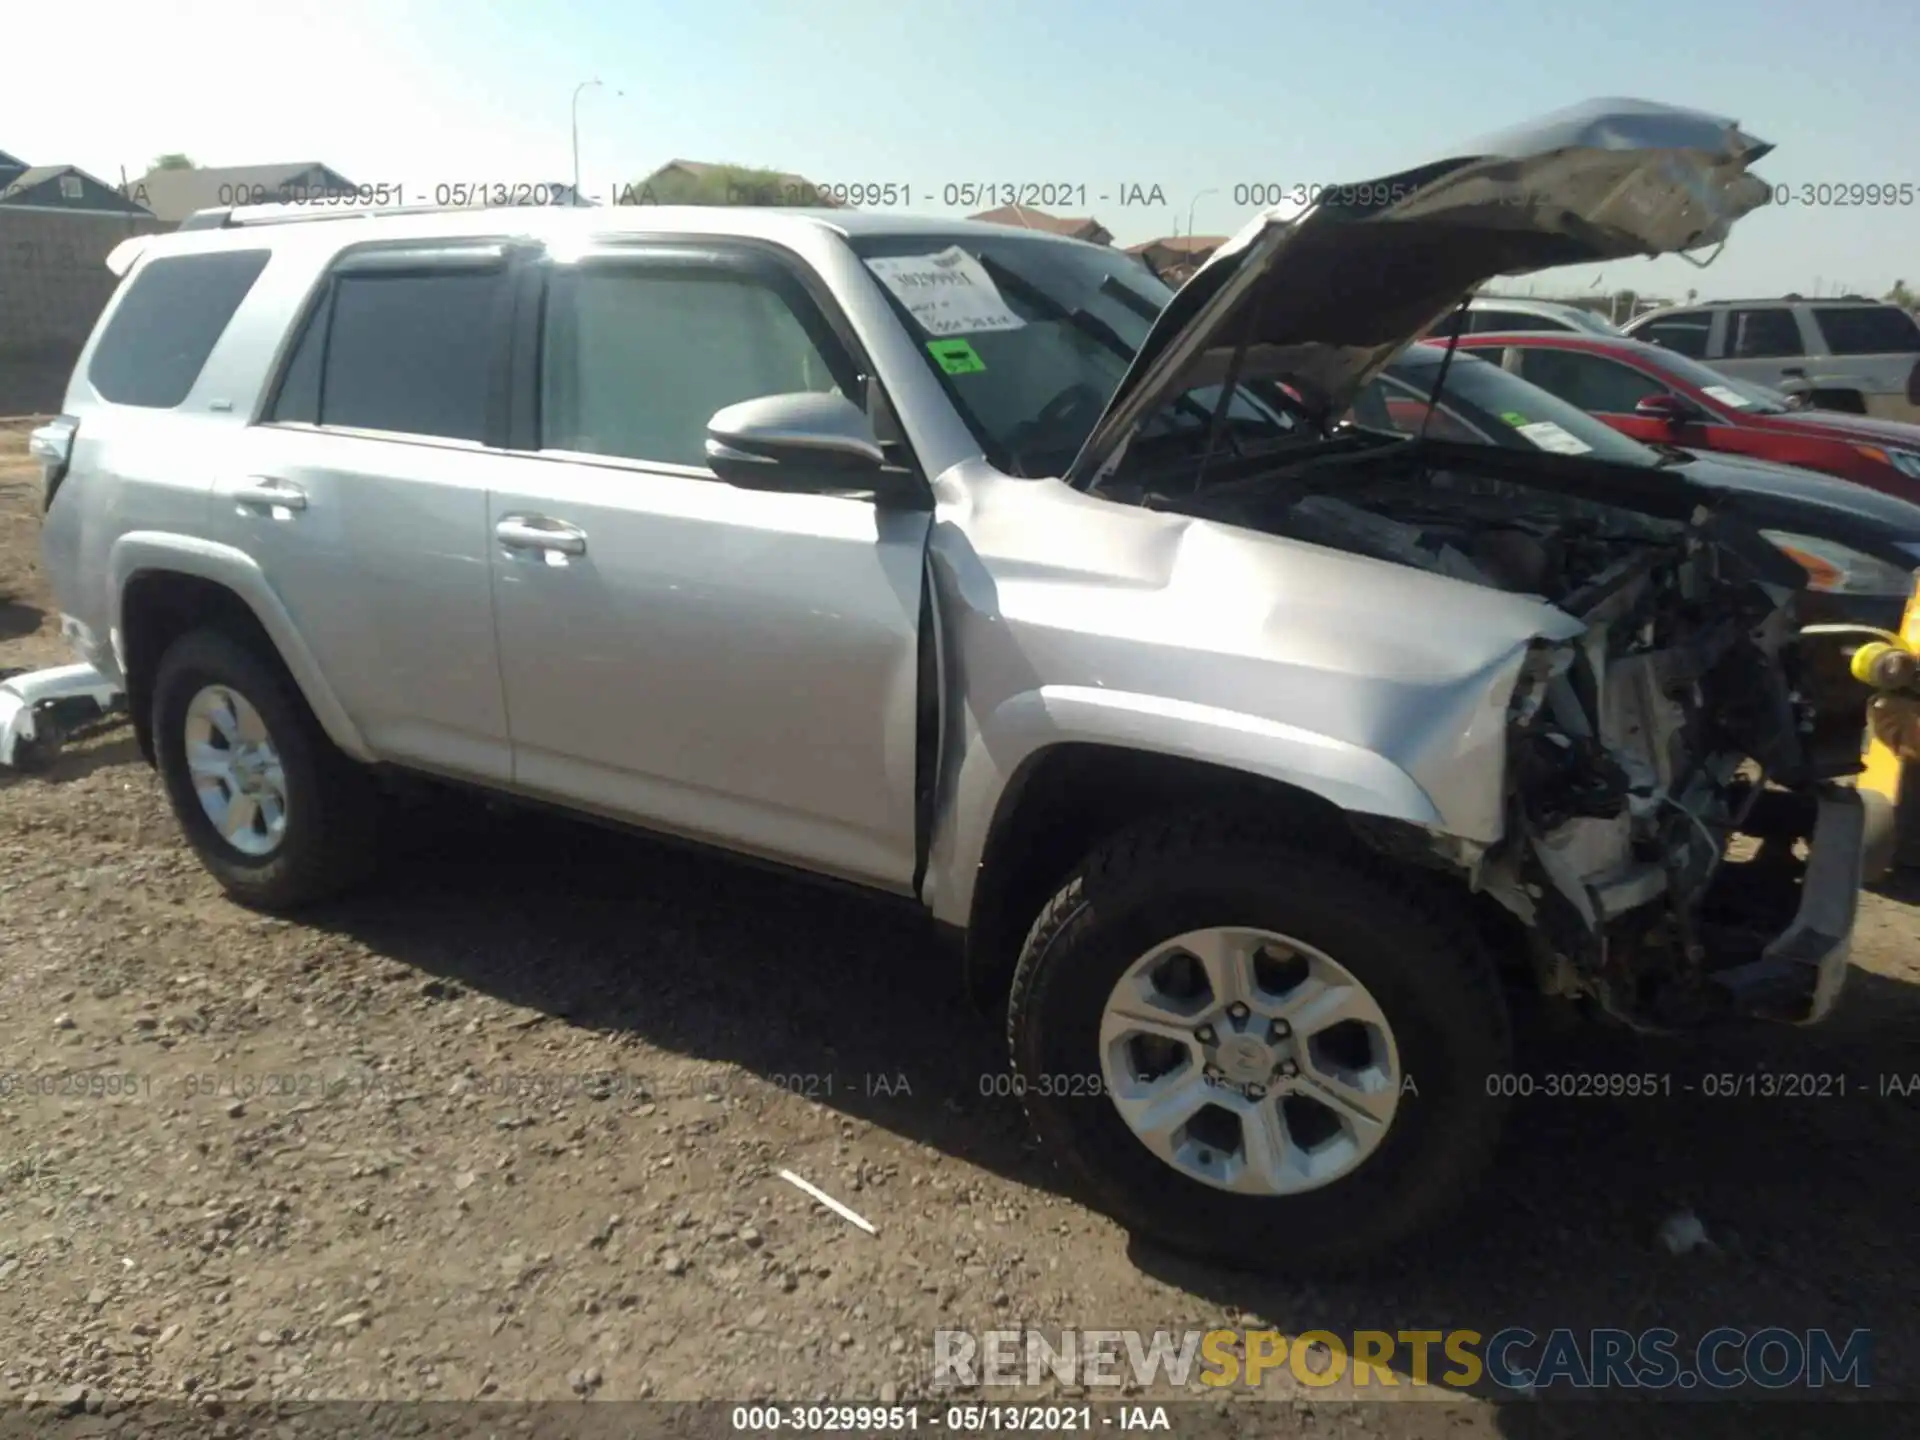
[{"x1": 1435, "y1": 332, "x2": 1920, "y2": 505}]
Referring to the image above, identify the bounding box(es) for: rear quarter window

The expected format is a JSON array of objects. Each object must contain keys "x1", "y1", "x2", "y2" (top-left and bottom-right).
[
  {"x1": 1811, "y1": 305, "x2": 1920, "y2": 356},
  {"x1": 87, "y1": 250, "x2": 272, "y2": 408}
]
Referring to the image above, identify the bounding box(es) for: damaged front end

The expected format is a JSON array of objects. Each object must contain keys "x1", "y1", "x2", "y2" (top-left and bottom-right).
[
  {"x1": 1481, "y1": 511, "x2": 1862, "y2": 1029},
  {"x1": 1147, "y1": 439, "x2": 1865, "y2": 1031},
  {"x1": 1058, "y1": 98, "x2": 1870, "y2": 1028}
]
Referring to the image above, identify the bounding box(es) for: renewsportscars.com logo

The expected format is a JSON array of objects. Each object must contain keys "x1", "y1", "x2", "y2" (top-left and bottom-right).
[{"x1": 933, "y1": 1327, "x2": 1873, "y2": 1393}]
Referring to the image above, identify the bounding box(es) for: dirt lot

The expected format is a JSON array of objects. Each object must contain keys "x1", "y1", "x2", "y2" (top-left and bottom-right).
[{"x1": 2, "y1": 419, "x2": 1917, "y2": 1437}]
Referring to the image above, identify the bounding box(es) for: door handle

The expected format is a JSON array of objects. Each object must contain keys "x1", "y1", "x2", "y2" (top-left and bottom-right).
[
  {"x1": 234, "y1": 477, "x2": 307, "y2": 511},
  {"x1": 1780, "y1": 366, "x2": 1807, "y2": 378},
  {"x1": 496, "y1": 516, "x2": 587, "y2": 556}
]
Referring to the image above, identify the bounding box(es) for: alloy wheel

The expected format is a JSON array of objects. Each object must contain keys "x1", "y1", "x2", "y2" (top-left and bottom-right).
[{"x1": 1098, "y1": 927, "x2": 1401, "y2": 1195}]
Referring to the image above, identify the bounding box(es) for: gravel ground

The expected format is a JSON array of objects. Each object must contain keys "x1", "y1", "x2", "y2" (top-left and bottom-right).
[{"x1": 2, "y1": 419, "x2": 1917, "y2": 1438}]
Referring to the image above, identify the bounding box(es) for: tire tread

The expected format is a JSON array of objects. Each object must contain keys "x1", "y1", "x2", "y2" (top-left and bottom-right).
[{"x1": 1005, "y1": 807, "x2": 1510, "y2": 1272}]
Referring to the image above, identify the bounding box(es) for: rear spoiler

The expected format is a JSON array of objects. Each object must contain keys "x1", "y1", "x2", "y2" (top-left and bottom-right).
[{"x1": 105, "y1": 235, "x2": 151, "y2": 278}]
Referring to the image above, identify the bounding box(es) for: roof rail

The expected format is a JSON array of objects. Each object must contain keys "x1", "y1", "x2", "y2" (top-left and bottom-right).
[
  {"x1": 177, "y1": 196, "x2": 599, "y2": 231},
  {"x1": 177, "y1": 201, "x2": 469, "y2": 231},
  {"x1": 1700, "y1": 294, "x2": 1891, "y2": 307}
]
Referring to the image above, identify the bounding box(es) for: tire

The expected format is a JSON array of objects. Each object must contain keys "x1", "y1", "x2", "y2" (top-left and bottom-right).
[
  {"x1": 1007, "y1": 809, "x2": 1511, "y2": 1274},
  {"x1": 152, "y1": 627, "x2": 377, "y2": 910}
]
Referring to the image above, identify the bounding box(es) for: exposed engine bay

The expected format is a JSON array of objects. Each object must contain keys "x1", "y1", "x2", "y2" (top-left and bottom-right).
[{"x1": 1125, "y1": 436, "x2": 1855, "y2": 1030}]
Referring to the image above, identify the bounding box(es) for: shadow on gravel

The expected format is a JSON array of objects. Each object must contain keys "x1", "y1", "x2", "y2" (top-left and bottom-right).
[
  {"x1": 305, "y1": 795, "x2": 1920, "y2": 1426},
  {"x1": 0, "y1": 727, "x2": 139, "y2": 789},
  {"x1": 0, "y1": 596, "x2": 44, "y2": 642},
  {"x1": 1869, "y1": 866, "x2": 1920, "y2": 906},
  {"x1": 310, "y1": 794, "x2": 1047, "y2": 1183}
]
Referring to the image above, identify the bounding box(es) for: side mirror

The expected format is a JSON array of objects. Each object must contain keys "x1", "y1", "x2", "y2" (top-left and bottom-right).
[
  {"x1": 1633, "y1": 393, "x2": 1695, "y2": 425},
  {"x1": 705, "y1": 392, "x2": 886, "y2": 493}
]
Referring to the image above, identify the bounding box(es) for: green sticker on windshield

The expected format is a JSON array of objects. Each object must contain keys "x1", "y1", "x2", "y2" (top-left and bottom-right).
[
  {"x1": 927, "y1": 338, "x2": 986, "y2": 375},
  {"x1": 1500, "y1": 410, "x2": 1529, "y2": 426}
]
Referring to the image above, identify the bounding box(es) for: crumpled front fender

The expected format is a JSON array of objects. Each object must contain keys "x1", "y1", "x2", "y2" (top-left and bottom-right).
[{"x1": 922, "y1": 673, "x2": 1528, "y2": 931}]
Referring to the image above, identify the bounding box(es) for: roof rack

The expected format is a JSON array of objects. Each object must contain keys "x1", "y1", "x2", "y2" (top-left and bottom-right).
[
  {"x1": 1695, "y1": 294, "x2": 1889, "y2": 307},
  {"x1": 177, "y1": 198, "x2": 596, "y2": 231}
]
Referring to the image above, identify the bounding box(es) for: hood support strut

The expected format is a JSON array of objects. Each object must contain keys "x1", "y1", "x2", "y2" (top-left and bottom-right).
[
  {"x1": 1192, "y1": 276, "x2": 1274, "y2": 495},
  {"x1": 1419, "y1": 295, "x2": 1474, "y2": 443}
]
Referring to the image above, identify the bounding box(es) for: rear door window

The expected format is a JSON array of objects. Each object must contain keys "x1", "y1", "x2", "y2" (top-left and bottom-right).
[
  {"x1": 270, "y1": 267, "x2": 508, "y2": 441},
  {"x1": 1725, "y1": 307, "x2": 1804, "y2": 359},
  {"x1": 1635, "y1": 312, "x2": 1713, "y2": 359},
  {"x1": 1811, "y1": 305, "x2": 1920, "y2": 355},
  {"x1": 87, "y1": 249, "x2": 271, "y2": 408}
]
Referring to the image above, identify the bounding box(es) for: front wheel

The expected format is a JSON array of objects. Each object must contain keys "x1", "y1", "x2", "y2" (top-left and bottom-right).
[{"x1": 1007, "y1": 811, "x2": 1512, "y2": 1273}]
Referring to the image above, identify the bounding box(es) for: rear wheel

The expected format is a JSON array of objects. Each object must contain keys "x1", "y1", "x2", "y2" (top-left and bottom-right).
[
  {"x1": 152, "y1": 628, "x2": 376, "y2": 910},
  {"x1": 1007, "y1": 811, "x2": 1511, "y2": 1272}
]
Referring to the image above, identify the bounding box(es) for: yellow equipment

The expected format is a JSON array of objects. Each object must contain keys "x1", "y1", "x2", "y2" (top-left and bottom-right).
[{"x1": 1844, "y1": 589, "x2": 1920, "y2": 862}]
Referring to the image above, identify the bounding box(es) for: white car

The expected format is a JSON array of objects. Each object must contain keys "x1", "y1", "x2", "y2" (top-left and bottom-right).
[{"x1": 1427, "y1": 297, "x2": 1627, "y2": 338}]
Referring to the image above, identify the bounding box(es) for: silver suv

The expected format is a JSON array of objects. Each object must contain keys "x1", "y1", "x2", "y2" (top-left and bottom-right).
[
  {"x1": 33, "y1": 101, "x2": 1873, "y2": 1270},
  {"x1": 1627, "y1": 297, "x2": 1920, "y2": 420}
]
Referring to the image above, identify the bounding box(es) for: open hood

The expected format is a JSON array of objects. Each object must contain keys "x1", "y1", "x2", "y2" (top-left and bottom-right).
[{"x1": 1069, "y1": 97, "x2": 1774, "y2": 493}]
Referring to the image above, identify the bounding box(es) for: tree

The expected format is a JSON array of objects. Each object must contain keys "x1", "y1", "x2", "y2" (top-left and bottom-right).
[
  {"x1": 1887, "y1": 279, "x2": 1916, "y2": 309},
  {"x1": 150, "y1": 153, "x2": 196, "y2": 172},
  {"x1": 617, "y1": 163, "x2": 817, "y2": 207}
]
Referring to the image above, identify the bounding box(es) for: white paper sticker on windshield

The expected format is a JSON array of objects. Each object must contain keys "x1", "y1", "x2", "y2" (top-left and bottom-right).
[
  {"x1": 1515, "y1": 420, "x2": 1593, "y2": 455},
  {"x1": 1702, "y1": 384, "x2": 1753, "y2": 409},
  {"x1": 863, "y1": 246, "x2": 1026, "y2": 337}
]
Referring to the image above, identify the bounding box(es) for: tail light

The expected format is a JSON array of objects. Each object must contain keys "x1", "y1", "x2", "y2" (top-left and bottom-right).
[{"x1": 26, "y1": 415, "x2": 78, "y2": 512}]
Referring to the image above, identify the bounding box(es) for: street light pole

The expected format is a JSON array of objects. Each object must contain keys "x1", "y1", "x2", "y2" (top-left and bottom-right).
[
  {"x1": 1186, "y1": 187, "x2": 1219, "y2": 244},
  {"x1": 572, "y1": 79, "x2": 605, "y2": 203}
]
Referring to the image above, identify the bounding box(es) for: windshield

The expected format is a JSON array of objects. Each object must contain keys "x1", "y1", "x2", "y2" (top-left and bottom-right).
[
  {"x1": 848, "y1": 231, "x2": 1304, "y2": 476},
  {"x1": 1641, "y1": 346, "x2": 1796, "y2": 413},
  {"x1": 1363, "y1": 350, "x2": 1663, "y2": 466}
]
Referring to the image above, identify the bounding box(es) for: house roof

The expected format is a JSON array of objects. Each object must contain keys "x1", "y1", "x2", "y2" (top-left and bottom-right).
[
  {"x1": 0, "y1": 163, "x2": 154, "y2": 215},
  {"x1": 0, "y1": 149, "x2": 26, "y2": 177},
  {"x1": 133, "y1": 162, "x2": 352, "y2": 220},
  {"x1": 3, "y1": 165, "x2": 74, "y2": 191},
  {"x1": 969, "y1": 205, "x2": 1110, "y2": 240},
  {"x1": 1127, "y1": 234, "x2": 1229, "y2": 255}
]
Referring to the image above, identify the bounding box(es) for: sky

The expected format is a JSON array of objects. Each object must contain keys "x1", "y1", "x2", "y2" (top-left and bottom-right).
[{"x1": 8, "y1": 0, "x2": 1918, "y2": 303}]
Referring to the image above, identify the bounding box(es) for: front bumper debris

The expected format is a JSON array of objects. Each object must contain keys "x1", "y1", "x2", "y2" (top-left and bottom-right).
[
  {"x1": 1708, "y1": 784, "x2": 1866, "y2": 1025},
  {"x1": 0, "y1": 663, "x2": 127, "y2": 771}
]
